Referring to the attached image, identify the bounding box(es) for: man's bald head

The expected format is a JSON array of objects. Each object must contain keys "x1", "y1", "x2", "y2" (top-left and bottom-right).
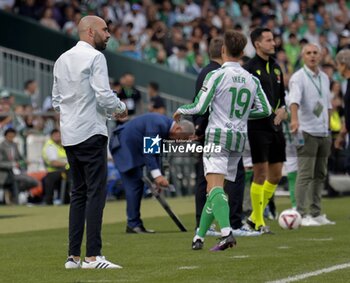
[{"x1": 78, "y1": 16, "x2": 110, "y2": 51}]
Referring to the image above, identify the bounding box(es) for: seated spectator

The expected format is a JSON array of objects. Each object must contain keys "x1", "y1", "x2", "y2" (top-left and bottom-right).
[
  {"x1": 16, "y1": 0, "x2": 41, "y2": 20},
  {"x1": 42, "y1": 129, "x2": 70, "y2": 205},
  {"x1": 159, "y1": 0, "x2": 176, "y2": 28},
  {"x1": 107, "y1": 25, "x2": 123, "y2": 53},
  {"x1": 0, "y1": 128, "x2": 38, "y2": 204},
  {"x1": 186, "y1": 53, "x2": 204, "y2": 75},
  {"x1": 0, "y1": 90, "x2": 13, "y2": 135},
  {"x1": 40, "y1": 7, "x2": 60, "y2": 31},
  {"x1": 147, "y1": 82, "x2": 166, "y2": 115},
  {"x1": 155, "y1": 48, "x2": 168, "y2": 66},
  {"x1": 167, "y1": 45, "x2": 188, "y2": 73},
  {"x1": 0, "y1": 0, "x2": 15, "y2": 12},
  {"x1": 118, "y1": 73, "x2": 142, "y2": 119},
  {"x1": 62, "y1": 11, "x2": 81, "y2": 38},
  {"x1": 122, "y1": 3, "x2": 147, "y2": 36},
  {"x1": 120, "y1": 35, "x2": 142, "y2": 60},
  {"x1": 24, "y1": 79, "x2": 40, "y2": 111},
  {"x1": 284, "y1": 33, "x2": 301, "y2": 71}
]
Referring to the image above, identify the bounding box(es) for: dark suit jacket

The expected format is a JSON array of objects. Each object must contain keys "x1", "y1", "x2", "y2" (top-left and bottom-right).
[
  {"x1": 110, "y1": 113, "x2": 173, "y2": 173},
  {"x1": 192, "y1": 61, "x2": 221, "y2": 143},
  {"x1": 0, "y1": 140, "x2": 22, "y2": 184}
]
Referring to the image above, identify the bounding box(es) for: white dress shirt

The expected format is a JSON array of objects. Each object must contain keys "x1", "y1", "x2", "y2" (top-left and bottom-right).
[
  {"x1": 288, "y1": 65, "x2": 332, "y2": 137},
  {"x1": 52, "y1": 41, "x2": 125, "y2": 146}
]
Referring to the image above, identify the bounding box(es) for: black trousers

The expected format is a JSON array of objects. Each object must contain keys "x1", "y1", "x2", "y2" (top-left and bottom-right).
[
  {"x1": 195, "y1": 157, "x2": 245, "y2": 229},
  {"x1": 64, "y1": 135, "x2": 108, "y2": 257}
]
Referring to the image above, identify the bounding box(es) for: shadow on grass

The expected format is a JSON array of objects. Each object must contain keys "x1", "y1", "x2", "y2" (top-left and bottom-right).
[{"x1": 0, "y1": 214, "x2": 24, "y2": 219}]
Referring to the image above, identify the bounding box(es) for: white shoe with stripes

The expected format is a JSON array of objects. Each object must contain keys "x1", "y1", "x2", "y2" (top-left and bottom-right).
[
  {"x1": 65, "y1": 257, "x2": 81, "y2": 269},
  {"x1": 81, "y1": 256, "x2": 122, "y2": 269}
]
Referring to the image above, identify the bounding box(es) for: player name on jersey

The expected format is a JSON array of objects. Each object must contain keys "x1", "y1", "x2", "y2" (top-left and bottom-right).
[{"x1": 232, "y1": 76, "x2": 246, "y2": 84}]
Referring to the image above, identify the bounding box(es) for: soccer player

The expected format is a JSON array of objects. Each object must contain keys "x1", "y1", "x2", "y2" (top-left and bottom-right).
[
  {"x1": 244, "y1": 28, "x2": 287, "y2": 233},
  {"x1": 193, "y1": 37, "x2": 259, "y2": 237},
  {"x1": 173, "y1": 30, "x2": 271, "y2": 251}
]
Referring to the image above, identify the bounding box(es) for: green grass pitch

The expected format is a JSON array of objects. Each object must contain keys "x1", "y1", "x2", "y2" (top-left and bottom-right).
[{"x1": 1, "y1": 196, "x2": 350, "y2": 283}]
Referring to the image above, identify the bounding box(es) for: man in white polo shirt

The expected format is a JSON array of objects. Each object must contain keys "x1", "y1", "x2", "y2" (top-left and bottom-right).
[{"x1": 289, "y1": 43, "x2": 335, "y2": 226}]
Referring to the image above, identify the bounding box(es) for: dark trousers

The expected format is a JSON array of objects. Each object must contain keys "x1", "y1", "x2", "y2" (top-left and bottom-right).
[
  {"x1": 64, "y1": 135, "x2": 108, "y2": 257},
  {"x1": 120, "y1": 167, "x2": 144, "y2": 228},
  {"x1": 195, "y1": 157, "x2": 245, "y2": 229},
  {"x1": 345, "y1": 133, "x2": 350, "y2": 174},
  {"x1": 44, "y1": 171, "x2": 61, "y2": 205}
]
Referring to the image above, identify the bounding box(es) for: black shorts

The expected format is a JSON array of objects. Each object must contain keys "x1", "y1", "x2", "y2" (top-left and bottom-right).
[{"x1": 248, "y1": 130, "x2": 286, "y2": 164}]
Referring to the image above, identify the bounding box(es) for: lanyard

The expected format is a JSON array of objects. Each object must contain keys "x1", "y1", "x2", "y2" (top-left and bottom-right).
[{"x1": 303, "y1": 67, "x2": 322, "y2": 97}]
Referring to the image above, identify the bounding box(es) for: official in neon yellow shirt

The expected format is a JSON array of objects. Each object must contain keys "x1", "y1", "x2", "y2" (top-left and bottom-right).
[{"x1": 42, "y1": 129, "x2": 69, "y2": 205}]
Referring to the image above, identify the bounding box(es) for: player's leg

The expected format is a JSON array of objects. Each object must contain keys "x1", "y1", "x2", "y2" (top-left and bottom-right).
[
  {"x1": 285, "y1": 142, "x2": 298, "y2": 208},
  {"x1": 247, "y1": 130, "x2": 270, "y2": 229},
  {"x1": 242, "y1": 143, "x2": 253, "y2": 217},
  {"x1": 249, "y1": 162, "x2": 267, "y2": 228},
  {"x1": 208, "y1": 152, "x2": 242, "y2": 249},
  {"x1": 288, "y1": 171, "x2": 297, "y2": 208},
  {"x1": 206, "y1": 173, "x2": 236, "y2": 251},
  {"x1": 263, "y1": 131, "x2": 286, "y2": 213},
  {"x1": 193, "y1": 153, "x2": 235, "y2": 250},
  {"x1": 224, "y1": 158, "x2": 245, "y2": 230},
  {"x1": 264, "y1": 162, "x2": 283, "y2": 210},
  {"x1": 194, "y1": 155, "x2": 208, "y2": 228}
]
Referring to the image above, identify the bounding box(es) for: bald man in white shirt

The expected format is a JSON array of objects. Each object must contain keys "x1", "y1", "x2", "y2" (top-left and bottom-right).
[
  {"x1": 289, "y1": 43, "x2": 334, "y2": 227},
  {"x1": 52, "y1": 15, "x2": 127, "y2": 269}
]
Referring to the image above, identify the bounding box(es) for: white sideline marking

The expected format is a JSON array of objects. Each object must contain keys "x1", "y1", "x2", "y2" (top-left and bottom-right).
[
  {"x1": 178, "y1": 266, "x2": 199, "y2": 270},
  {"x1": 277, "y1": 246, "x2": 289, "y2": 249},
  {"x1": 82, "y1": 280, "x2": 139, "y2": 282},
  {"x1": 231, "y1": 255, "x2": 250, "y2": 259},
  {"x1": 304, "y1": 237, "x2": 333, "y2": 242},
  {"x1": 266, "y1": 262, "x2": 350, "y2": 283}
]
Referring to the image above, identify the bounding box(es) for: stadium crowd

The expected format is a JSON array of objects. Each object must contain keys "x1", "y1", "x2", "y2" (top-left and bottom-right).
[
  {"x1": 0, "y1": 0, "x2": 349, "y2": 77},
  {"x1": 0, "y1": 1, "x2": 349, "y2": 231}
]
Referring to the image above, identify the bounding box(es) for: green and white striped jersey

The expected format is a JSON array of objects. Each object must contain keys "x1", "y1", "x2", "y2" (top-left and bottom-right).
[{"x1": 178, "y1": 61, "x2": 272, "y2": 152}]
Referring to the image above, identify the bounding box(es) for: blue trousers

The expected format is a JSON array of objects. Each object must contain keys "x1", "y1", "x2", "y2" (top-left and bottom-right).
[{"x1": 120, "y1": 167, "x2": 145, "y2": 228}]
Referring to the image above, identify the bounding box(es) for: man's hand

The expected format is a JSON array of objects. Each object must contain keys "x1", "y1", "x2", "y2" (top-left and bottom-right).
[
  {"x1": 290, "y1": 119, "x2": 299, "y2": 134},
  {"x1": 154, "y1": 175, "x2": 169, "y2": 188},
  {"x1": 274, "y1": 107, "x2": 286, "y2": 125},
  {"x1": 113, "y1": 108, "x2": 128, "y2": 120},
  {"x1": 335, "y1": 134, "x2": 346, "y2": 149},
  {"x1": 173, "y1": 111, "x2": 181, "y2": 123}
]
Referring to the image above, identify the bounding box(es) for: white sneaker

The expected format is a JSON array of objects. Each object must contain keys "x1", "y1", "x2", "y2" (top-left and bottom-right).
[
  {"x1": 65, "y1": 257, "x2": 81, "y2": 269},
  {"x1": 301, "y1": 215, "x2": 321, "y2": 227},
  {"x1": 81, "y1": 256, "x2": 122, "y2": 269},
  {"x1": 232, "y1": 224, "x2": 261, "y2": 237},
  {"x1": 313, "y1": 214, "x2": 336, "y2": 225},
  {"x1": 196, "y1": 224, "x2": 221, "y2": 237}
]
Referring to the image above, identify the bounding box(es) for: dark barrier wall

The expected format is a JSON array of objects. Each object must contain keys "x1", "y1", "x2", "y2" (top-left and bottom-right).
[{"x1": 0, "y1": 10, "x2": 196, "y2": 100}]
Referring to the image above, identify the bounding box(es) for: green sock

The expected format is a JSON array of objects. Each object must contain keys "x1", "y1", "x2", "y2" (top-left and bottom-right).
[
  {"x1": 197, "y1": 198, "x2": 214, "y2": 238},
  {"x1": 287, "y1": 171, "x2": 297, "y2": 208},
  {"x1": 208, "y1": 187, "x2": 230, "y2": 231},
  {"x1": 245, "y1": 170, "x2": 253, "y2": 186}
]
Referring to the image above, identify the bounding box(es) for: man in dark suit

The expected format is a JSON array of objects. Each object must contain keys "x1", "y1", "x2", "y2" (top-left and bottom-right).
[
  {"x1": 110, "y1": 113, "x2": 194, "y2": 233},
  {"x1": 0, "y1": 128, "x2": 38, "y2": 203}
]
